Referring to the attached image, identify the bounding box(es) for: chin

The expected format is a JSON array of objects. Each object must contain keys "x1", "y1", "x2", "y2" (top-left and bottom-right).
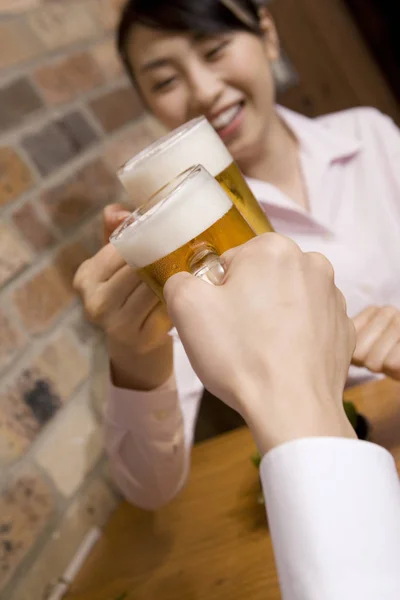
[{"x1": 228, "y1": 138, "x2": 256, "y2": 170}]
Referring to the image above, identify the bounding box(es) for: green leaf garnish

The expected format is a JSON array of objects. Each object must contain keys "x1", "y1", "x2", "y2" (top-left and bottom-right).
[{"x1": 251, "y1": 452, "x2": 261, "y2": 468}]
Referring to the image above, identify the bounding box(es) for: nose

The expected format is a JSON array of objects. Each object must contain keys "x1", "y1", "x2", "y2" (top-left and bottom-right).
[{"x1": 188, "y1": 64, "x2": 224, "y2": 115}]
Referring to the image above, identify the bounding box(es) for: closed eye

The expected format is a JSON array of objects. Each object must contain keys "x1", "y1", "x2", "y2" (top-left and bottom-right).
[
  {"x1": 205, "y1": 40, "x2": 230, "y2": 61},
  {"x1": 152, "y1": 76, "x2": 178, "y2": 92}
]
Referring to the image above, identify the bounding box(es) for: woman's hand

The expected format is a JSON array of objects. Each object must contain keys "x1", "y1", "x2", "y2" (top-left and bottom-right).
[
  {"x1": 352, "y1": 306, "x2": 400, "y2": 381},
  {"x1": 74, "y1": 204, "x2": 173, "y2": 390}
]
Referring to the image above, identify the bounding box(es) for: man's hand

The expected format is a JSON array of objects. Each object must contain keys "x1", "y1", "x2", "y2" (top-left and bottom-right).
[
  {"x1": 164, "y1": 234, "x2": 356, "y2": 454},
  {"x1": 352, "y1": 306, "x2": 400, "y2": 380},
  {"x1": 74, "y1": 204, "x2": 173, "y2": 391}
]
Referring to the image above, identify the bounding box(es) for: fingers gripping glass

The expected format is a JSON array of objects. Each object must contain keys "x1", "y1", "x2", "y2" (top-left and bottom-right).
[{"x1": 110, "y1": 165, "x2": 256, "y2": 300}]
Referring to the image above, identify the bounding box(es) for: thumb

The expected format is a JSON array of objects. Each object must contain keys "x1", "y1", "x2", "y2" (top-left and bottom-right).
[
  {"x1": 103, "y1": 203, "x2": 130, "y2": 244},
  {"x1": 220, "y1": 244, "x2": 243, "y2": 272},
  {"x1": 164, "y1": 271, "x2": 213, "y2": 325},
  {"x1": 163, "y1": 271, "x2": 195, "y2": 308},
  {"x1": 164, "y1": 272, "x2": 221, "y2": 368}
]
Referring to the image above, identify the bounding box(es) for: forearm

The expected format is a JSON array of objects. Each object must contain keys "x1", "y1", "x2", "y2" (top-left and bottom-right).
[
  {"x1": 105, "y1": 379, "x2": 190, "y2": 510},
  {"x1": 109, "y1": 337, "x2": 173, "y2": 391},
  {"x1": 106, "y1": 337, "x2": 204, "y2": 509}
]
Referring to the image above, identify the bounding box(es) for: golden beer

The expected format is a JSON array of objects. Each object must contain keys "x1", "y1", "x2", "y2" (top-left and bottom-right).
[
  {"x1": 215, "y1": 161, "x2": 272, "y2": 235},
  {"x1": 118, "y1": 117, "x2": 273, "y2": 236},
  {"x1": 139, "y1": 204, "x2": 255, "y2": 298},
  {"x1": 111, "y1": 166, "x2": 255, "y2": 299}
]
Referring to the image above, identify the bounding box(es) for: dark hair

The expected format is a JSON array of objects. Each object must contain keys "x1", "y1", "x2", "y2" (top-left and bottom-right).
[{"x1": 117, "y1": 0, "x2": 265, "y2": 82}]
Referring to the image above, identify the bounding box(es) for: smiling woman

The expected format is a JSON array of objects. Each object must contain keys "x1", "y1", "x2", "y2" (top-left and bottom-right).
[
  {"x1": 72, "y1": 0, "x2": 400, "y2": 512},
  {"x1": 117, "y1": 0, "x2": 282, "y2": 173}
]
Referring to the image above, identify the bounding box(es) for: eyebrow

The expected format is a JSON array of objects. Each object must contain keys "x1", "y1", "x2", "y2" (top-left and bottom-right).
[
  {"x1": 139, "y1": 58, "x2": 170, "y2": 73},
  {"x1": 193, "y1": 32, "x2": 208, "y2": 42}
]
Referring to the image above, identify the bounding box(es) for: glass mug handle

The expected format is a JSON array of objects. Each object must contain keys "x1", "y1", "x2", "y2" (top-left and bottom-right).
[{"x1": 189, "y1": 247, "x2": 226, "y2": 286}]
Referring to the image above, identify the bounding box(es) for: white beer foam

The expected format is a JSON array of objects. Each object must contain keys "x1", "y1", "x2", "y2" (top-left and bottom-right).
[
  {"x1": 112, "y1": 168, "x2": 232, "y2": 268},
  {"x1": 118, "y1": 117, "x2": 232, "y2": 207}
]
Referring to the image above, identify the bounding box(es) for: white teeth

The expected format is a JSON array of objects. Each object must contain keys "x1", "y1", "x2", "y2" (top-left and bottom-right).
[{"x1": 211, "y1": 105, "x2": 241, "y2": 130}]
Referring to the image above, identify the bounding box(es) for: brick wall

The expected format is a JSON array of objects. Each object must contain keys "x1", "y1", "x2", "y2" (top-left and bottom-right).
[{"x1": 0, "y1": 1, "x2": 161, "y2": 598}]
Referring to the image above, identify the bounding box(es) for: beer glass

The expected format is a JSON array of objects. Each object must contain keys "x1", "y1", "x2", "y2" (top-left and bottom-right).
[
  {"x1": 118, "y1": 116, "x2": 273, "y2": 236},
  {"x1": 110, "y1": 165, "x2": 256, "y2": 299}
]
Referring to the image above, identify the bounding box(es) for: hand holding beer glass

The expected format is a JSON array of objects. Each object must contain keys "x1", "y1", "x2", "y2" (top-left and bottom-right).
[
  {"x1": 110, "y1": 165, "x2": 256, "y2": 298},
  {"x1": 74, "y1": 116, "x2": 271, "y2": 390}
]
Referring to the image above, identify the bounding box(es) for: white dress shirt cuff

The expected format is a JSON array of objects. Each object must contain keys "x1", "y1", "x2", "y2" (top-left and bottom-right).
[{"x1": 260, "y1": 438, "x2": 400, "y2": 600}]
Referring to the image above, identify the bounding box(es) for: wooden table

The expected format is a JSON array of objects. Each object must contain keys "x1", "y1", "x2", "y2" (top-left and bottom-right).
[{"x1": 66, "y1": 378, "x2": 400, "y2": 600}]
